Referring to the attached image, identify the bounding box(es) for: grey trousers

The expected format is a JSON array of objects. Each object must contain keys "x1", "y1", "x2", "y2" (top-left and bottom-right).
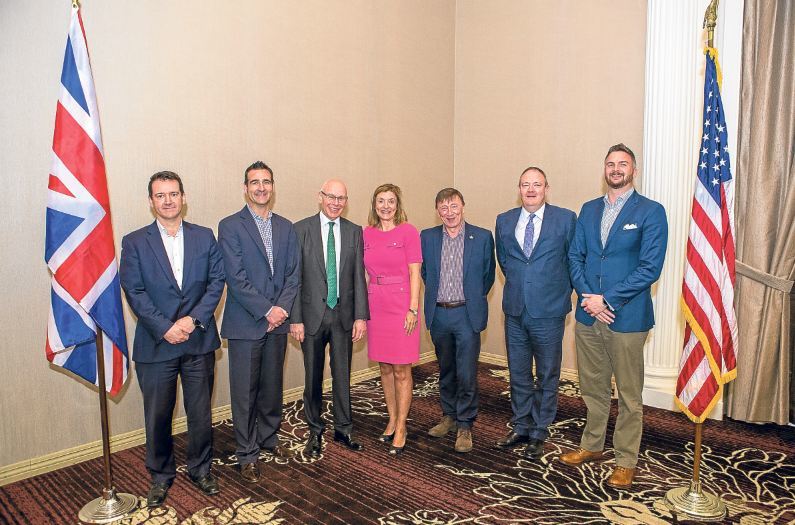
[{"x1": 575, "y1": 321, "x2": 648, "y2": 468}]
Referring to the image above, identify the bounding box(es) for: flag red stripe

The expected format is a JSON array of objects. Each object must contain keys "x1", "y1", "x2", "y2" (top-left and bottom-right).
[{"x1": 53, "y1": 216, "x2": 115, "y2": 301}]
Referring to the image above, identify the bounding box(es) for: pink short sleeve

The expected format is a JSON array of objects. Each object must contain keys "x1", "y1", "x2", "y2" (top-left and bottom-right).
[{"x1": 403, "y1": 223, "x2": 422, "y2": 264}]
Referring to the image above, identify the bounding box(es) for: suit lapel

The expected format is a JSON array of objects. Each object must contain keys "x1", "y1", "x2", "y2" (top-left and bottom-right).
[
  {"x1": 605, "y1": 192, "x2": 640, "y2": 249},
  {"x1": 592, "y1": 199, "x2": 606, "y2": 250},
  {"x1": 181, "y1": 222, "x2": 197, "y2": 287},
  {"x1": 311, "y1": 215, "x2": 326, "y2": 275},
  {"x1": 239, "y1": 207, "x2": 272, "y2": 272},
  {"x1": 338, "y1": 218, "x2": 353, "y2": 277},
  {"x1": 505, "y1": 208, "x2": 525, "y2": 258},
  {"x1": 461, "y1": 224, "x2": 472, "y2": 276},
  {"x1": 529, "y1": 206, "x2": 552, "y2": 261},
  {"x1": 145, "y1": 221, "x2": 181, "y2": 291}
]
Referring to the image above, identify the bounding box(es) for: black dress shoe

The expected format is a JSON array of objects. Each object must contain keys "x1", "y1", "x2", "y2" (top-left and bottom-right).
[
  {"x1": 304, "y1": 432, "x2": 323, "y2": 457},
  {"x1": 333, "y1": 430, "x2": 363, "y2": 451},
  {"x1": 189, "y1": 473, "x2": 220, "y2": 496},
  {"x1": 146, "y1": 482, "x2": 170, "y2": 508},
  {"x1": 240, "y1": 462, "x2": 260, "y2": 483},
  {"x1": 389, "y1": 442, "x2": 406, "y2": 456},
  {"x1": 379, "y1": 432, "x2": 395, "y2": 443},
  {"x1": 496, "y1": 431, "x2": 530, "y2": 448},
  {"x1": 524, "y1": 439, "x2": 546, "y2": 459}
]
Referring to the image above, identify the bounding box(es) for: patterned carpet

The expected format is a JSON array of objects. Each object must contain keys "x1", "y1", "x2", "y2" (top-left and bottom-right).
[{"x1": 1, "y1": 361, "x2": 794, "y2": 524}]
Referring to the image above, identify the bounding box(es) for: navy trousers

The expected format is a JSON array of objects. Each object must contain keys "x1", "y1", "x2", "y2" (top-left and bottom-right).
[
  {"x1": 136, "y1": 352, "x2": 215, "y2": 484},
  {"x1": 504, "y1": 311, "x2": 564, "y2": 440},
  {"x1": 228, "y1": 333, "x2": 287, "y2": 465},
  {"x1": 430, "y1": 305, "x2": 481, "y2": 429}
]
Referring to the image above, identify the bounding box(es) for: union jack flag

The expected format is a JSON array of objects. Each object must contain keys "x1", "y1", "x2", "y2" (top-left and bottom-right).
[
  {"x1": 45, "y1": 6, "x2": 129, "y2": 395},
  {"x1": 675, "y1": 48, "x2": 738, "y2": 423}
]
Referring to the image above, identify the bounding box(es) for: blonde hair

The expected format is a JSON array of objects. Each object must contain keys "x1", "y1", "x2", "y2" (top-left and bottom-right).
[{"x1": 368, "y1": 183, "x2": 408, "y2": 227}]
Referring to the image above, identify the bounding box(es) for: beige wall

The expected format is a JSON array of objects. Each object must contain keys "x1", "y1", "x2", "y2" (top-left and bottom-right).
[
  {"x1": 0, "y1": 0, "x2": 645, "y2": 470},
  {"x1": 454, "y1": 0, "x2": 647, "y2": 369},
  {"x1": 0, "y1": 0, "x2": 454, "y2": 468}
]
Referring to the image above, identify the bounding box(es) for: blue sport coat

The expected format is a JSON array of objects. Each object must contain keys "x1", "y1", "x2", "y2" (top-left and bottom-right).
[
  {"x1": 495, "y1": 204, "x2": 577, "y2": 318},
  {"x1": 218, "y1": 206, "x2": 300, "y2": 339},
  {"x1": 119, "y1": 221, "x2": 225, "y2": 364},
  {"x1": 420, "y1": 222, "x2": 496, "y2": 333},
  {"x1": 568, "y1": 191, "x2": 668, "y2": 333}
]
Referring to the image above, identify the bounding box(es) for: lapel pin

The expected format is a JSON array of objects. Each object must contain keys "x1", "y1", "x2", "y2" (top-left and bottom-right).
[{"x1": 469, "y1": 235, "x2": 474, "y2": 239}]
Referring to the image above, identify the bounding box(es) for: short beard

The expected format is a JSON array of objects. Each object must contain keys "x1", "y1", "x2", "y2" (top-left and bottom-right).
[{"x1": 605, "y1": 171, "x2": 633, "y2": 190}]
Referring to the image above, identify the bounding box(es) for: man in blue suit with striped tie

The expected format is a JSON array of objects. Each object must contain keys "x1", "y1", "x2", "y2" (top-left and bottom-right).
[{"x1": 495, "y1": 167, "x2": 577, "y2": 460}]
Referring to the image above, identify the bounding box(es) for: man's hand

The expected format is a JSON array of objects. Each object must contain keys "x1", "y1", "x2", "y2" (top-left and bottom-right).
[
  {"x1": 163, "y1": 323, "x2": 190, "y2": 344},
  {"x1": 266, "y1": 306, "x2": 289, "y2": 328},
  {"x1": 581, "y1": 293, "x2": 615, "y2": 324},
  {"x1": 175, "y1": 316, "x2": 196, "y2": 334},
  {"x1": 290, "y1": 323, "x2": 305, "y2": 343},
  {"x1": 352, "y1": 319, "x2": 367, "y2": 343}
]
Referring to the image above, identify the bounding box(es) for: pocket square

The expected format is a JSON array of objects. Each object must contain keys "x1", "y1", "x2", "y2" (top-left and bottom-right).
[{"x1": 623, "y1": 223, "x2": 638, "y2": 230}]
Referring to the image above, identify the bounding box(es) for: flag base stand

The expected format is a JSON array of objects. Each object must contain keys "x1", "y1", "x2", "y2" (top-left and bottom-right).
[
  {"x1": 78, "y1": 488, "x2": 138, "y2": 524},
  {"x1": 664, "y1": 480, "x2": 726, "y2": 521}
]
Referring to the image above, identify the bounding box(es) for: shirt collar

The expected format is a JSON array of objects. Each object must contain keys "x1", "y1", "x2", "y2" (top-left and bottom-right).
[
  {"x1": 156, "y1": 220, "x2": 183, "y2": 238},
  {"x1": 320, "y1": 212, "x2": 340, "y2": 228},
  {"x1": 443, "y1": 222, "x2": 465, "y2": 239},
  {"x1": 247, "y1": 204, "x2": 271, "y2": 222},
  {"x1": 604, "y1": 188, "x2": 635, "y2": 207},
  {"x1": 521, "y1": 203, "x2": 545, "y2": 221}
]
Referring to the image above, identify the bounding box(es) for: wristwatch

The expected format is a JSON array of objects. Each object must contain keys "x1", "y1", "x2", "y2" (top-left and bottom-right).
[
  {"x1": 408, "y1": 308, "x2": 418, "y2": 316},
  {"x1": 192, "y1": 317, "x2": 204, "y2": 329}
]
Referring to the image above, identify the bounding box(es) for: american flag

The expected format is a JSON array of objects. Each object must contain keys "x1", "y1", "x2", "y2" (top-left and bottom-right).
[
  {"x1": 675, "y1": 48, "x2": 738, "y2": 423},
  {"x1": 45, "y1": 6, "x2": 129, "y2": 395}
]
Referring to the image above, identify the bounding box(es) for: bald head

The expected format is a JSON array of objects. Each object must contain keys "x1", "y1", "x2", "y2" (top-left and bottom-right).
[{"x1": 318, "y1": 179, "x2": 349, "y2": 220}]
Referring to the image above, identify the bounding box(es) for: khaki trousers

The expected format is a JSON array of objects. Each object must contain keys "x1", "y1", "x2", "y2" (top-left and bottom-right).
[{"x1": 575, "y1": 321, "x2": 648, "y2": 468}]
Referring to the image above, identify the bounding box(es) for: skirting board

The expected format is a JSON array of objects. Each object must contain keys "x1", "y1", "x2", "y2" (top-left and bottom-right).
[{"x1": 0, "y1": 350, "x2": 438, "y2": 487}]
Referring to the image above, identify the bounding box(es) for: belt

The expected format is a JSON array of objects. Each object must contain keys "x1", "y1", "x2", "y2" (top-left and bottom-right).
[
  {"x1": 374, "y1": 275, "x2": 404, "y2": 285},
  {"x1": 436, "y1": 301, "x2": 466, "y2": 308}
]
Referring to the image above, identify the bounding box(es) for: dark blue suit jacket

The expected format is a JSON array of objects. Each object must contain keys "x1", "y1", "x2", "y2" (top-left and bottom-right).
[
  {"x1": 495, "y1": 204, "x2": 577, "y2": 318},
  {"x1": 568, "y1": 191, "x2": 668, "y2": 332},
  {"x1": 119, "y1": 221, "x2": 225, "y2": 364},
  {"x1": 420, "y1": 223, "x2": 496, "y2": 333},
  {"x1": 218, "y1": 206, "x2": 300, "y2": 339}
]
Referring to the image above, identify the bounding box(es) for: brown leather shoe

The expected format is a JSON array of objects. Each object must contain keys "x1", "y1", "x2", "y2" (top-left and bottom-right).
[
  {"x1": 606, "y1": 466, "x2": 635, "y2": 489},
  {"x1": 454, "y1": 428, "x2": 473, "y2": 453},
  {"x1": 428, "y1": 416, "x2": 457, "y2": 438},
  {"x1": 240, "y1": 462, "x2": 260, "y2": 483},
  {"x1": 559, "y1": 448, "x2": 604, "y2": 466}
]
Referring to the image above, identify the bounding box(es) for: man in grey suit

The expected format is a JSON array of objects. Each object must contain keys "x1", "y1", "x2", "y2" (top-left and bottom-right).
[
  {"x1": 290, "y1": 179, "x2": 369, "y2": 457},
  {"x1": 218, "y1": 161, "x2": 301, "y2": 484}
]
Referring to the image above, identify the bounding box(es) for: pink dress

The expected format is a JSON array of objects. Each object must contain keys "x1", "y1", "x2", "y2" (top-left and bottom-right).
[{"x1": 363, "y1": 223, "x2": 422, "y2": 364}]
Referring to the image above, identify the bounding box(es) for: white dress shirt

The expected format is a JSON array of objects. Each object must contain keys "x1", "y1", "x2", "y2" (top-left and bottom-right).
[
  {"x1": 156, "y1": 220, "x2": 184, "y2": 289},
  {"x1": 514, "y1": 203, "x2": 545, "y2": 251},
  {"x1": 320, "y1": 213, "x2": 341, "y2": 288}
]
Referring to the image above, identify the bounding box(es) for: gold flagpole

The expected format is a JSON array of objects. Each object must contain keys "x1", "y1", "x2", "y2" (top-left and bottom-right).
[
  {"x1": 664, "y1": 2, "x2": 727, "y2": 519},
  {"x1": 68, "y1": 2, "x2": 138, "y2": 520}
]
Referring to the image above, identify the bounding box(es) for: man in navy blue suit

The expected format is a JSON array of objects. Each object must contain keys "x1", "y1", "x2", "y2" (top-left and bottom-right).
[
  {"x1": 421, "y1": 188, "x2": 495, "y2": 453},
  {"x1": 120, "y1": 171, "x2": 225, "y2": 507},
  {"x1": 218, "y1": 161, "x2": 300, "y2": 484},
  {"x1": 561, "y1": 143, "x2": 667, "y2": 490},
  {"x1": 495, "y1": 167, "x2": 577, "y2": 460}
]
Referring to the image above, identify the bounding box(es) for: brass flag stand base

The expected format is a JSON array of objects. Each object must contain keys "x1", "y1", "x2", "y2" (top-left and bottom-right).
[
  {"x1": 665, "y1": 480, "x2": 726, "y2": 522},
  {"x1": 78, "y1": 488, "x2": 139, "y2": 524}
]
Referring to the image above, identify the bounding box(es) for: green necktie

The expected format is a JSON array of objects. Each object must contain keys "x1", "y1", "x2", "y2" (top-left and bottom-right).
[{"x1": 326, "y1": 222, "x2": 338, "y2": 308}]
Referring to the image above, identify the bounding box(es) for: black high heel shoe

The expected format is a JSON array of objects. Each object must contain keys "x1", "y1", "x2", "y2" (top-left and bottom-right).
[
  {"x1": 388, "y1": 442, "x2": 406, "y2": 455},
  {"x1": 379, "y1": 432, "x2": 395, "y2": 443}
]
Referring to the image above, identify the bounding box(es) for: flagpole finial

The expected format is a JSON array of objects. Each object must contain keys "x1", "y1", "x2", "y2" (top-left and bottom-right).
[
  {"x1": 703, "y1": 0, "x2": 720, "y2": 48},
  {"x1": 72, "y1": 0, "x2": 80, "y2": 9}
]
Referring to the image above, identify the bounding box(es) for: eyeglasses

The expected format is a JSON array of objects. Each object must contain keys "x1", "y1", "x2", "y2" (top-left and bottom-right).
[
  {"x1": 320, "y1": 191, "x2": 348, "y2": 203},
  {"x1": 247, "y1": 178, "x2": 273, "y2": 188}
]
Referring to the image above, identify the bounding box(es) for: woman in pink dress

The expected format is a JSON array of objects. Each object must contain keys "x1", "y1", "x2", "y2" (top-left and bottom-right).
[{"x1": 363, "y1": 183, "x2": 422, "y2": 455}]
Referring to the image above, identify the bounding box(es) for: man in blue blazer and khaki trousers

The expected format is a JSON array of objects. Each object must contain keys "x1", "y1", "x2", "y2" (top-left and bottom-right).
[
  {"x1": 495, "y1": 167, "x2": 577, "y2": 460},
  {"x1": 561, "y1": 144, "x2": 667, "y2": 490},
  {"x1": 218, "y1": 161, "x2": 301, "y2": 484},
  {"x1": 421, "y1": 188, "x2": 495, "y2": 453},
  {"x1": 120, "y1": 171, "x2": 225, "y2": 507}
]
